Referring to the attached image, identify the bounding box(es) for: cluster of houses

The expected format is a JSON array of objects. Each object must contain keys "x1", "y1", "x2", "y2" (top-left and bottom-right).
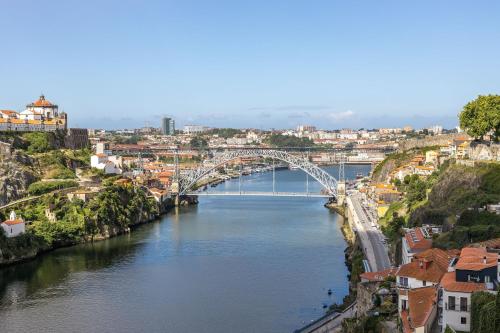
[
  {"x1": 360, "y1": 228, "x2": 500, "y2": 333},
  {"x1": 90, "y1": 142, "x2": 123, "y2": 174},
  {"x1": 361, "y1": 135, "x2": 500, "y2": 220}
]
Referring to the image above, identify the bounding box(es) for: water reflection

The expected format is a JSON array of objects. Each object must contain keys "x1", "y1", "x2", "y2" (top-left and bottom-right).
[{"x1": 0, "y1": 229, "x2": 149, "y2": 306}]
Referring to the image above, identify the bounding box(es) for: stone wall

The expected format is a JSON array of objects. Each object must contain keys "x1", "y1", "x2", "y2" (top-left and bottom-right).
[
  {"x1": 356, "y1": 281, "x2": 379, "y2": 316},
  {"x1": 397, "y1": 133, "x2": 469, "y2": 151},
  {"x1": 469, "y1": 142, "x2": 500, "y2": 161}
]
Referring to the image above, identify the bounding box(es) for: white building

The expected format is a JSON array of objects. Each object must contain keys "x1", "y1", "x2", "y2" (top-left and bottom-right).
[
  {"x1": 91, "y1": 154, "x2": 122, "y2": 174},
  {"x1": 296, "y1": 125, "x2": 316, "y2": 133},
  {"x1": 25, "y1": 94, "x2": 60, "y2": 119},
  {"x1": 397, "y1": 248, "x2": 456, "y2": 314},
  {"x1": 1, "y1": 211, "x2": 25, "y2": 238},
  {"x1": 19, "y1": 110, "x2": 43, "y2": 121},
  {"x1": 439, "y1": 247, "x2": 498, "y2": 333},
  {"x1": 428, "y1": 125, "x2": 443, "y2": 135},
  {"x1": 183, "y1": 125, "x2": 210, "y2": 134},
  {"x1": 401, "y1": 227, "x2": 433, "y2": 264}
]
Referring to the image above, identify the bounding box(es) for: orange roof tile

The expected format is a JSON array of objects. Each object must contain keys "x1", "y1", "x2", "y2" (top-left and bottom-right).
[
  {"x1": 404, "y1": 228, "x2": 433, "y2": 251},
  {"x1": 407, "y1": 286, "x2": 437, "y2": 328},
  {"x1": 2, "y1": 219, "x2": 24, "y2": 225},
  {"x1": 29, "y1": 95, "x2": 55, "y2": 107},
  {"x1": 455, "y1": 247, "x2": 497, "y2": 271},
  {"x1": 360, "y1": 267, "x2": 397, "y2": 282},
  {"x1": 0, "y1": 110, "x2": 18, "y2": 115},
  {"x1": 440, "y1": 271, "x2": 486, "y2": 293},
  {"x1": 397, "y1": 248, "x2": 456, "y2": 283},
  {"x1": 401, "y1": 310, "x2": 412, "y2": 333}
]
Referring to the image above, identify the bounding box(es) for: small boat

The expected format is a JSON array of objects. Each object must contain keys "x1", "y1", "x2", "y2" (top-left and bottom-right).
[{"x1": 356, "y1": 173, "x2": 363, "y2": 179}]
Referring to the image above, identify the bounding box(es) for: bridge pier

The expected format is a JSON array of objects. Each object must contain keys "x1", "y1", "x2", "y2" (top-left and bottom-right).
[{"x1": 336, "y1": 180, "x2": 346, "y2": 206}]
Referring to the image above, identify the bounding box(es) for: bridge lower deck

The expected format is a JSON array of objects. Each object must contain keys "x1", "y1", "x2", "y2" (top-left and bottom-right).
[{"x1": 185, "y1": 191, "x2": 332, "y2": 198}]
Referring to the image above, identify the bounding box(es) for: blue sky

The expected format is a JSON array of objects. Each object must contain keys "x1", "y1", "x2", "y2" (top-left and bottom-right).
[{"x1": 1, "y1": 0, "x2": 499, "y2": 130}]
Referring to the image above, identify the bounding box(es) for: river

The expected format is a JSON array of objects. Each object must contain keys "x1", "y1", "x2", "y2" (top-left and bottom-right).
[{"x1": 0, "y1": 165, "x2": 370, "y2": 333}]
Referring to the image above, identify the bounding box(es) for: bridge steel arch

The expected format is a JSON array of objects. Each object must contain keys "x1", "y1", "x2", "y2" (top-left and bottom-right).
[{"x1": 178, "y1": 149, "x2": 338, "y2": 197}]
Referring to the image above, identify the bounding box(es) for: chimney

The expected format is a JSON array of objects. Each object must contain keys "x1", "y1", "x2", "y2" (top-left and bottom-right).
[
  {"x1": 419, "y1": 260, "x2": 424, "y2": 269},
  {"x1": 483, "y1": 256, "x2": 487, "y2": 264}
]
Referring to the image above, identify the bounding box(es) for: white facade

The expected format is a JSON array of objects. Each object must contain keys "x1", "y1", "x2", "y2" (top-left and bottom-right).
[
  {"x1": 401, "y1": 237, "x2": 413, "y2": 265},
  {"x1": 91, "y1": 155, "x2": 122, "y2": 174},
  {"x1": 441, "y1": 290, "x2": 472, "y2": 333},
  {"x1": 183, "y1": 125, "x2": 210, "y2": 134},
  {"x1": 19, "y1": 110, "x2": 42, "y2": 121}
]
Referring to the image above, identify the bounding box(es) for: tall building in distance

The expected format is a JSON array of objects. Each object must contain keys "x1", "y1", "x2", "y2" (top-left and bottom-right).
[{"x1": 161, "y1": 117, "x2": 175, "y2": 135}]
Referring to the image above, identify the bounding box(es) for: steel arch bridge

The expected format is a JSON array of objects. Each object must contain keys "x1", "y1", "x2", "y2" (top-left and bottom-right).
[{"x1": 178, "y1": 149, "x2": 338, "y2": 197}]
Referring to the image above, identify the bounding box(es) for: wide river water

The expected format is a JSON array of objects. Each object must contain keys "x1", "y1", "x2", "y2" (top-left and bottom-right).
[{"x1": 0, "y1": 165, "x2": 370, "y2": 333}]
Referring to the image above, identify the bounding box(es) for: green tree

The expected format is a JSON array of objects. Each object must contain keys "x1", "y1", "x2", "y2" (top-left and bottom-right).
[
  {"x1": 265, "y1": 134, "x2": 313, "y2": 148},
  {"x1": 459, "y1": 95, "x2": 500, "y2": 141},
  {"x1": 471, "y1": 291, "x2": 496, "y2": 333},
  {"x1": 495, "y1": 290, "x2": 500, "y2": 332},
  {"x1": 23, "y1": 132, "x2": 52, "y2": 153},
  {"x1": 479, "y1": 301, "x2": 496, "y2": 333}
]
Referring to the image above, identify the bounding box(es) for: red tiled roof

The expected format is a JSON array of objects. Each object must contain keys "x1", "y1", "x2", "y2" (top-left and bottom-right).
[
  {"x1": 455, "y1": 247, "x2": 497, "y2": 271},
  {"x1": 407, "y1": 286, "x2": 437, "y2": 328},
  {"x1": 397, "y1": 248, "x2": 456, "y2": 283},
  {"x1": 401, "y1": 310, "x2": 412, "y2": 333},
  {"x1": 2, "y1": 219, "x2": 24, "y2": 226},
  {"x1": 0, "y1": 109, "x2": 18, "y2": 115},
  {"x1": 29, "y1": 95, "x2": 54, "y2": 107},
  {"x1": 360, "y1": 267, "x2": 397, "y2": 282},
  {"x1": 404, "y1": 228, "x2": 432, "y2": 252},
  {"x1": 440, "y1": 271, "x2": 486, "y2": 293}
]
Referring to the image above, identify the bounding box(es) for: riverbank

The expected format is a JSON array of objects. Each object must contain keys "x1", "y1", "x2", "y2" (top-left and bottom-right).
[
  {"x1": 0, "y1": 184, "x2": 171, "y2": 267},
  {"x1": 329, "y1": 210, "x2": 364, "y2": 311}
]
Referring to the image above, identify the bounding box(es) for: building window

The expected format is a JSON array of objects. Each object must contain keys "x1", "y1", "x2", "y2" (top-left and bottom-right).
[
  {"x1": 460, "y1": 297, "x2": 468, "y2": 312},
  {"x1": 399, "y1": 277, "x2": 408, "y2": 287},
  {"x1": 448, "y1": 296, "x2": 456, "y2": 310},
  {"x1": 461, "y1": 317, "x2": 466, "y2": 324},
  {"x1": 423, "y1": 280, "x2": 426, "y2": 286}
]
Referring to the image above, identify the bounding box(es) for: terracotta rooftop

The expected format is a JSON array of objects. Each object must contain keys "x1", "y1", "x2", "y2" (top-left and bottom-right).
[
  {"x1": 2, "y1": 219, "x2": 24, "y2": 226},
  {"x1": 28, "y1": 94, "x2": 55, "y2": 107},
  {"x1": 360, "y1": 267, "x2": 397, "y2": 282},
  {"x1": 0, "y1": 110, "x2": 18, "y2": 115},
  {"x1": 440, "y1": 271, "x2": 486, "y2": 293},
  {"x1": 455, "y1": 247, "x2": 497, "y2": 271},
  {"x1": 415, "y1": 248, "x2": 459, "y2": 271},
  {"x1": 404, "y1": 228, "x2": 433, "y2": 252},
  {"x1": 407, "y1": 286, "x2": 437, "y2": 329},
  {"x1": 397, "y1": 248, "x2": 457, "y2": 283}
]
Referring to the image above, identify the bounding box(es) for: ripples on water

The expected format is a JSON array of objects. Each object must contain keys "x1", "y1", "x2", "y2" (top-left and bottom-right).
[{"x1": 0, "y1": 165, "x2": 370, "y2": 333}]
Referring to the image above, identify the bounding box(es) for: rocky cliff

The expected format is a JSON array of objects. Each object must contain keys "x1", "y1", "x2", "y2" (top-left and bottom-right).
[{"x1": 0, "y1": 152, "x2": 38, "y2": 206}]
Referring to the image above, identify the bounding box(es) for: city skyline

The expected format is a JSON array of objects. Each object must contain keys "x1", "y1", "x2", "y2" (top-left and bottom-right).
[{"x1": 1, "y1": 1, "x2": 500, "y2": 129}]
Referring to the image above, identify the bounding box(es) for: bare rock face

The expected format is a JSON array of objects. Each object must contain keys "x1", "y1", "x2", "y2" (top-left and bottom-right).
[{"x1": 0, "y1": 152, "x2": 38, "y2": 206}]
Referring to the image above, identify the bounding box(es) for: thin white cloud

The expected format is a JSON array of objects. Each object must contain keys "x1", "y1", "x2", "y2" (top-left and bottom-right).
[{"x1": 328, "y1": 110, "x2": 355, "y2": 121}]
